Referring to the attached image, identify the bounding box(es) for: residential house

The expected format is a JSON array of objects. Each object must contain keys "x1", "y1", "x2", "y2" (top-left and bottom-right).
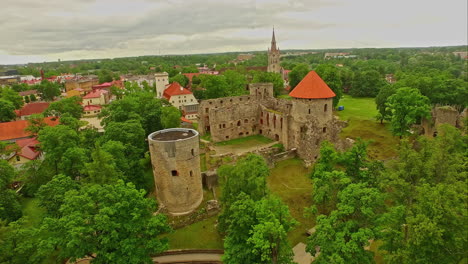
[
  {"x1": 0, "y1": 117, "x2": 60, "y2": 142},
  {"x1": 6, "y1": 137, "x2": 42, "y2": 167},
  {"x1": 83, "y1": 105, "x2": 102, "y2": 117},
  {"x1": 82, "y1": 89, "x2": 109, "y2": 106},
  {"x1": 15, "y1": 102, "x2": 50, "y2": 120},
  {"x1": 163, "y1": 82, "x2": 199, "y2": 120},
  {"x1": 18, "y1": 90, "x2": 39, "y2": 101}
]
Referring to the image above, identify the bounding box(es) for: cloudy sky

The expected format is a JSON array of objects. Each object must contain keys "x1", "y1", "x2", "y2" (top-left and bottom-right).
[{"x1": 0, "y1": 0, "x2": 466, "y2": 64}]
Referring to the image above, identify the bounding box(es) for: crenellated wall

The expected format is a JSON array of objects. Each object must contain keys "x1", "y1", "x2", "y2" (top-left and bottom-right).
[{"x1": 197, "y1": 83, "x2": 345, "y2": 162}]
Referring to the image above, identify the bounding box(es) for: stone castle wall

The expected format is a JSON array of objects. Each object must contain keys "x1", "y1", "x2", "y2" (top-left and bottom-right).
[
  {"x1": 198, "y1": 83, "x2": 344, "y2": 162},
  {"x1": 148, "y1": 128, "x2": 203, "y2": 215}
]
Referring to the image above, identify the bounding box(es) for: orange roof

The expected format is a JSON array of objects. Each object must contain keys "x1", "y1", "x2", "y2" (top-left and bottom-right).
[
  {"x1": 289, "y1": 71, "x2": 336, "y2": 99},
  {"x1": 163, "y1": 82, "x2": 193, "y2": 100},
  {"x1": 83, "y1": 105, "x2": 102, "y2": 111},
  {"x1": 15, "y1": 102, "x2": 50, "y2": 117},
  {"x1": 183, "y1": 73, "x2": 201, "y2": 82},
  {"x1": 83, "y1": 89, "x2": 107, "y2": 99},
  {"x1": 0, "y1": 117, "x2": 59, "y2": 141},
  {"x1": 181, "y1": 117, "x2": 193, "y2": 123},
  {"x1": 15, "y1": 137, "x2": 40, "y2": 160}
]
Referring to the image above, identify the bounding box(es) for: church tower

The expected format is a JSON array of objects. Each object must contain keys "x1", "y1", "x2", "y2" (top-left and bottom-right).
[{"x1": 267, "y1": 28, "x2": 281, "y2": 74}]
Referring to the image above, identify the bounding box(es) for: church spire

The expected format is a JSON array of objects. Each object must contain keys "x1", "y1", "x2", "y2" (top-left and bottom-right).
[{"x1": 271, "y1": 27, "x2": 277, "y2": 52}]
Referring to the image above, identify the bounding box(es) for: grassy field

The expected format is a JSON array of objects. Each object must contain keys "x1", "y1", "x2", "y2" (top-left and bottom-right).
[
  {"x1": 267, "y1": 158, "x2": 314, "y2": 246},
  {"x1": 336, "y1": 95, "x2": 398, "y2": 160},
  {"x1": 164, "y1": 215, "x2": 223, "y2": 249},
  {"x1": 214, "y1": 134, "x2": 273, "y2": 147}
]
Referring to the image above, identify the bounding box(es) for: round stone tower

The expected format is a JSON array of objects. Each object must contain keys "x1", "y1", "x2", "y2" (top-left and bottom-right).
[{"x1": 148, "y1": 128, "x2": 203, "y2": 215}]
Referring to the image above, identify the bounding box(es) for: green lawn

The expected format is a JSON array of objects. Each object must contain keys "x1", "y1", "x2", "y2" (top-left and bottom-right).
[
  {"x1": 267, "y1": 158, "x2": 314, "y2": 246},
  {"x1": 164, "y1": 215, "x2": 223, "y2": 250},
  {"x1": 214, "y1": 134, "x2": 273, "y2": 147},
  {"x1": 336, "y1": 95, "x2": 398, "y2": 160}
]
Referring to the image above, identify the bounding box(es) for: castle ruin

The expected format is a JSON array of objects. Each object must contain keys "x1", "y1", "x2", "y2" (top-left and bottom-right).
[
  {"x1": 148, "y1": 128, "x2": 203, "y2": 215},
  {"x1": 198, "y1": 71, "x2": 346, "y2": 162}
]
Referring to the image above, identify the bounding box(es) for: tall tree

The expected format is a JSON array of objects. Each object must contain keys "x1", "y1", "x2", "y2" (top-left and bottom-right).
[
  {"x1": 351, "y1": 70, "x2": 386, "y2": 97},
  {"x1": 35, "y1": 80, "x2": 61, "y2": 101},
  {"x1": 46, "y1": 96, "x2": 83, "y2": 118},
  {"x1": 161, "y1": 106, "x2": 181, "y2": 129},
  {"x1": 386, "y1": 87, "x2": 431, "y2": 138},
  {"x1": 315, "y1": 64, "x2": 343, "y2": 107},
  {"x1": 375, "y1": 84, "x2": 396, "y2": 123},
  {"x1": 42, "y1": 181, "x2": 170, "y2": 264},
  {"x1": 0, "y1": 99, "x2": 16, "y2": 122},
  {"x1": 378, "y1": 126, "x2": 467, "y2": 264},
  {"x1": 223, "y1": 194, "x2": 296, "y2": 264},
  {"x1": 38, "y1": 125, "x2": 81, "y2": 174},
  {"x1": 169, "y1": 74, "x2": 189, "y2": 88},
  {"x1": 252, "y1": 71, "x2": 284, "y2": 96},
  {"x1": 289, "y1": 63, "x2": 310, "y2": 89},
  {"x1": 37, "y1": 174, "x2": 80, "y2": 217},
  {"x1": 0, "y1": 87, "x2": 24, "y2": 109}
]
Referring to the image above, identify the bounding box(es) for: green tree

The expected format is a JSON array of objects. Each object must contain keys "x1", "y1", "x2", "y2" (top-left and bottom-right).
[
  {"x1": 38, "y1": 125, "x2": 81, "y2": 174},
  {"x1": 42, "y1": 181, "x2": 170, "y2": 264},
  {"x1": 308, "y1": 183, "x2": 384, "y2": 264},
  {"x1": 218, "y1": 154, "x2": 269, "y2": 231},
  {"x1": 46, "y1": 96, "x2": 83, "y2": 118},
  {"x1": 0, "y1": 159, "x2": 16, "y2": 189},
  {"x1": 252, "y1": 71, "x2": 284, "y2": 96},
  {"x1": 375, "y1": 84, "x2": 396, "y2": 123},
  {"x1": 223, "y1": 194, "x2": 296, "y2": 264},
  {"x1": 223, "y1": 70, "x2": 248, "y2": 96},
  {"x1": 169, "y1": 74, "x2": 189, "y2": 87},
  {"x1": 25, "y1": 114, "x2": 48, "y2": 136},
  {"x1": 100, "y1": 92, "x2": 165, "y2": 136},
  {"x1": 315, "y1": 64, "x2": 343, "y2": 107},
  {"x1": 0, "y1": 87, "x2": 24, "y2": 109},
  {"x1": 386, "y1": 87, "x2": 431, "y2": 138},
  {"x1": 18, "y1": 159, "x2": 55, "y2": 197},
  {"x1": 85, "y1": 145, "x2": 122, "y2": 184},
  {"x1": 0, "y1": 99, "x2": 16, "y2": 122},
  {"x1": 59, "y1": 147, "x2": 89, "y2": 178},
  {"x1": 0, "y1": 189, "x2": 22, "y2": 223},
  {"x1": 24, "y1": 95, "x2": 30, "y2": 103},
  {"x1": 59, "y1": 113, "x2": 85, "y2": 131},
  {"x1": 161, "y1": 106, "x2": 181, "y2": 129},
  {"x1": 37, "y1": 174, "x2": 80, "y2": 217},
  {"x1": 0, "y1": 219, "x2": 47, "y2": 263},
  {"x1": 200, "y1": 75, "x2": 230, "y2": 99},
  {"x1": 36, "y1": 80, "x2": 61, "y2": 101},
  {"x1": 378, "y1": 126, "x2": 467, "y2": 264},
  {"x1": 350, "y1": 70, "x2": 386, "y2": 97},
  {"x1": 289, "y1": 63, "x2": 310, "y2": 89},
  {"x1": 30, "y1": 94, "x2": 37, "y2": 102}
]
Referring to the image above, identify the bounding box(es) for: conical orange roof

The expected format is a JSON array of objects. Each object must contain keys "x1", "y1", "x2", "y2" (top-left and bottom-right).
[{"x1": 289, "y1": 71, "x2": 336, "y2": 99}]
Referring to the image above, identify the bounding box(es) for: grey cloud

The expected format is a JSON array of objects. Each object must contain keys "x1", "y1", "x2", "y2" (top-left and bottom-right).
[{"x1": 0, "y1": 0, "x2": 332, "y2": 55}]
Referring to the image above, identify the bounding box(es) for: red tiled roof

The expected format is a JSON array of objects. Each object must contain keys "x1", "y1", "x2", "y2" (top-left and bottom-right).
[
  {"x1": 163, "y1": 82, "x2": 193, "y2": 100},
  {"x1": 83, "y1": 89, "x2": 107, "y2": 99},
  {"x1": 19, "y1": 90, "x2": 38, "y2": 96},
  {"x1": 83, "y1": 105, "x2": 102, "y2": 111},
  {"x1": 15, "y1": 137, "x2": 40, "y2": 160},
  {"x1": 92, "y1": 82, "x2": 113, "y2": 89},
  {"x1": 289, "y1": 71, "x2": 336, "y2": 99},
  {"x1": 181, "y1": 117, "x2": 193, "y2": 123},
  {"x1": 0, "y1": 117, "x2": 59, "y2": 141},
  {"x1": 16, "y1": 102, "x2": 50, "y2": 117},
  {"x1": 183, "y1": 73, "x2": 201, "y2": 82}
]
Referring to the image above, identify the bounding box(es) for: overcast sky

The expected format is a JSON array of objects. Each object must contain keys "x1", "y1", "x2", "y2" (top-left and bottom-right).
[{"x1": 0, "y1": 0, "x2": 466, "y2": 64}]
